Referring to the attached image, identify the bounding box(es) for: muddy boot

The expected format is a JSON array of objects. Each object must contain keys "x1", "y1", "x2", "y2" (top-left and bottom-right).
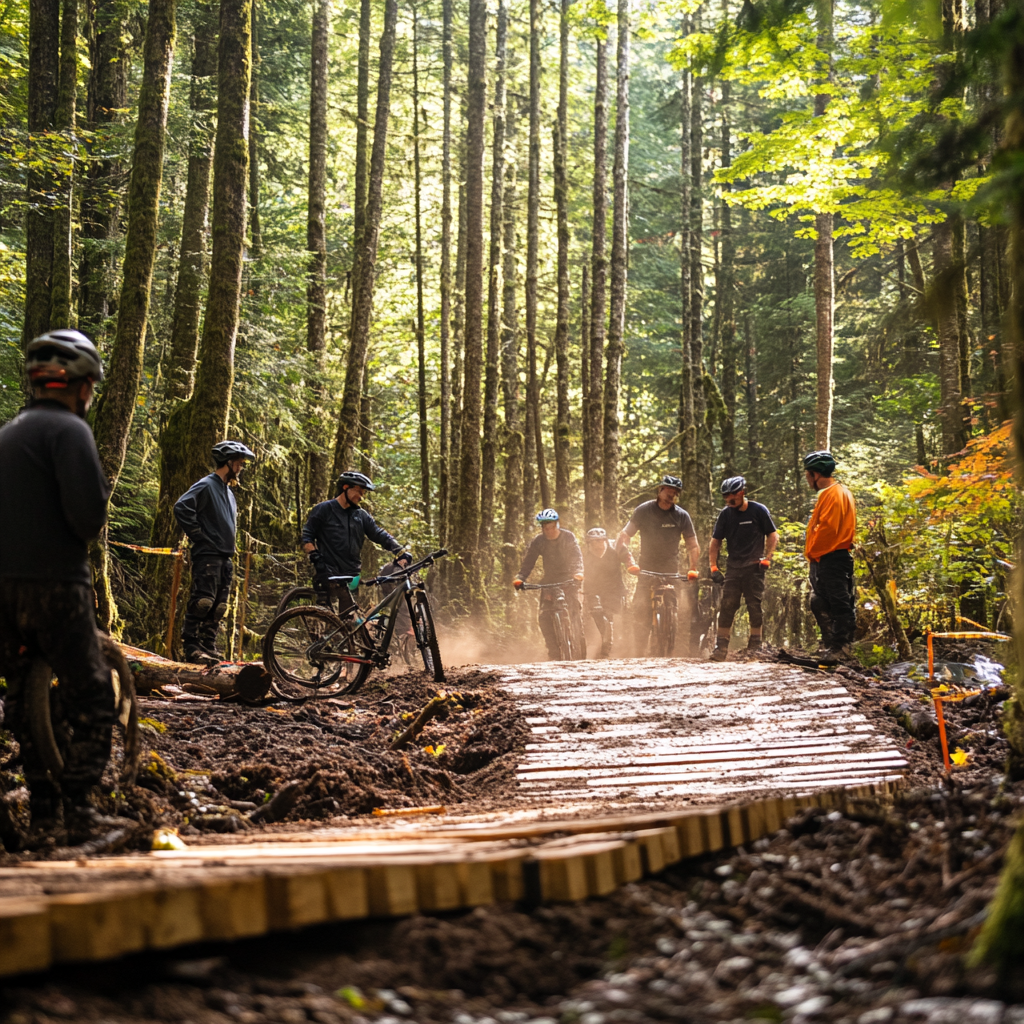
[
  {"x1": 600, "y1": 622, "x2": 613, "y2": 658},
  {"x1": 747, "y1": 635, "x2": 762, "y2": 652},
  {"x1": 184, "y1": 645, "x2": 218, "y2": 665},
  {"x1": 710, "y1": 638, "x2": 729, "y2": 662}
]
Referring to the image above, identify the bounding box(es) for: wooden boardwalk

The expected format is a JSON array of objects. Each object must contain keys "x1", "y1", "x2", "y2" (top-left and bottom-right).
[{"x1": 0, "y1": 657, "x2": 906, "y2": 977}]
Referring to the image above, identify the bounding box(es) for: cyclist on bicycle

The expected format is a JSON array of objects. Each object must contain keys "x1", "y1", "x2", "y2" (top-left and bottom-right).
[
  {"x1": 0, "y1": 330, "x2": 112, "y2": 845},
  {"x1": 617, "y1": 475, "x2": 700, "y2": 656},
  {"x1": 174, "y1": 439, "x2": 256, "y2": 663},
  {"x1": 582, "y1": 527, "x2": 635, "y2": 658},
  {"x1": 301, "y1": 471, "x2": 411, "y2": 616},
  {"x1": 513, "y1": 509, "x2": 584, "y2": 660},
  {"x1": 708, "y1": 476, "x2": 778, "y2": 662}
]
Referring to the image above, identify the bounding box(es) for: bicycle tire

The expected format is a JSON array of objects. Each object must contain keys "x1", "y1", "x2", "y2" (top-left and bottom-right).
[
  {"x1": 552, "y1": 611, "x2": 572, "y2": 662},
  {"x1": 652, "y1": 611, "x2": 665, "y2": 657},
  {"x1": 275, "y1": 586, "x2": 317, "y2": 618},
  {"x1": 26, "y1": 658, "x2": 63, "y2": 778},
  {"x1": 263, "y1": 605, "x2": 370, "y2": 702},
  {"x1": 97, "y1": 634, "x2": 140, "y2": 787},
  {"x1": 411, "y1": 592, "x2": 445, "y2": 682}
]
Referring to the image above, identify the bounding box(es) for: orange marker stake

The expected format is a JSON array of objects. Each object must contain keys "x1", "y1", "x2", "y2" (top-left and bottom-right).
[
  {"x1": 372, "y1": 805, "x2": 446, "y2": 817},
  {"x1": 933, "y1": 695, "x2": 951, "y2": 772}
]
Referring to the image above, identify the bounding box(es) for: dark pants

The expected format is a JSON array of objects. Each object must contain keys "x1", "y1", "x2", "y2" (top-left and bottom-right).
[
  {"x1": 538, "y1": 587, "x2": 582, "y2": 659},
  {"x1": 632, "y1": 577, "x2": 679, "y2": 654},
  {"x1": 586, "y1": 592, "x2": 625, "y2": 639},
  {"x1": 183, "y1": 556, "x2": 233, "y2": 651},
  {"x1": 0, "y1": 580, "x2": 114, "y2": 818},
  {"x1": 719, "y1": 563, "x2": 766, "y2": 629},
  {"x1": 810, "y1": 549, "x2": 856, "y2": 646}
]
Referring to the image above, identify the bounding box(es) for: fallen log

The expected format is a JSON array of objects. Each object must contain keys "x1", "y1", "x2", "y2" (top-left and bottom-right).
[{"x1": 118, "y1": 644, "x2": 272, "y2": 703}]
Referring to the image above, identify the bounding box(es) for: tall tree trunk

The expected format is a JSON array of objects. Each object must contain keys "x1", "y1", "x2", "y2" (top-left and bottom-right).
[
  {"x1": 813, "y1": 0, "x2": 835, "y2": 451},
  {"x1": 953, "y1": 213, "x2": 972, "y2": 409},
  {"x1": 525, "y1": 0, "x2": 549, "y2": 512},
  {"x1": 603, "y1": 0, "x2": 630, "y2": 526},
  {"x1": 248, "y1": 0, "x2": 261, "y2": 257},
  {"x1": 50, "y1": 0, "x2": 78, "y2": 329},
  {"x1": 453, "y1": 0, "x2": 487, "y2": 599},
  {"x1": 586, "y1": 36, "x2": 608, "y2": 527},
  {"x1": 413, "y1": 4, "x2": 430, "y2": 526},
  {"x1": 581, "y1": 261, "x2": 591, "y2": 502},
  {"x1": 22, "y1": 0, "x2": 61, "y2": 345},
  {"x1": 501, "y1": 96, "x2": 522, "y2": 578},
  {"x1": 93, "y1": 0, "x2": 177, "y2": 487},
  {"x1": 718, "y1": 76, "x2": 736, "y2": 476},
  {"x1": 553, "y1": 0, "x2": 571, "y2": 508},
  {"x1": 449, "y1": 161, "x2": 467, "y2": 547},
  {"x1": 306, "y1": 0, "x2": 329, "y2": 503},
  {"x1": 679, "y1": 28, "x2": 693, "y2": 485},
  {"x1": 935, "y1": 221, "x2": 968, "y2": 454},
  {"x1": 438, "y1": 0, "x2": 453, "y2": 546},
  {"x1": 165, "y1": 1, "x2": 218, "y2": 406},
  {"x1": 79, "y1": 3, "x2": 128, "y2": 336},
  {"x1": 744, "y1": 311, "x2": 759, "y2": 484},
  {"x1": 332, "y1": 0, "x2": 399, "y2": 475},
  {"x1": 349, "y1": 0, "x2": 372, "y2": 330},
  {"x1": 480, "y1": 0, "x2": 507, "y2": 559}
]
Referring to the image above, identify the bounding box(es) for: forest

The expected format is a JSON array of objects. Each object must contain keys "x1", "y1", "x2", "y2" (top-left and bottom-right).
[{"x1": 0, "y1": 0, "x2": 1021, "y2": 666}]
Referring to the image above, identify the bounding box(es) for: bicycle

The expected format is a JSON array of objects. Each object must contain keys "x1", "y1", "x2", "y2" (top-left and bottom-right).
[
  {"x1": 262, "y1": 549, "x2": 447, "y2": 702},
  {"x1": 517, "y1": 580, "x2": 585, "y2": 661},
  {"x1": 638, "y1": 571, "x2": 691, "y2": 657},
  {"x1": 26, "y1": 632, "x2": 140, "y2": 789}
]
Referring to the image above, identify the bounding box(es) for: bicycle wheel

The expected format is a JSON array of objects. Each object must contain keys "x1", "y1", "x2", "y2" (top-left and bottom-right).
[
  {"x1": 410, "y1": 592, "x2": 445, "y2": 682},
  {"x1": 551, "y1": 611, "x2": 572, "y2": 662},
  {"x1": 275, "y1": 586, "x2": 317, "y2": 618},
  {"x1": 263, "y1": 605, "x2": 370, "y2": 702},
  {"x1": 98, "y1": 634, "x2": 140, "y2": 787},
  {"x1": 27, "y1": 659, "x2": 63, "y2": 778}
]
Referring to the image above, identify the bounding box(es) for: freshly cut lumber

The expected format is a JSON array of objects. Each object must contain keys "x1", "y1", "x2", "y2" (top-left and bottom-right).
[
  {"x1": 0, "y1": 899, "x2": 51, "y2": 976},
  {"x1": 49, "y1": 888, "x2": 149, "y2": 962}
]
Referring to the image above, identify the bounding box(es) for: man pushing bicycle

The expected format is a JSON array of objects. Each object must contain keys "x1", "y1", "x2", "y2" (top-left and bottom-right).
[
  {"x1": 582, "y1": 527, "x2": 635, "y2": 658},
  {"x1": 617, "y1": 475, "x2": 700, "y2": 657},
  {"x1": 301, "y1": 471, "x2": 411, "y2": 616},
  {"x1": 513, "y1": 509, "x2": 584, "y2": 660}
]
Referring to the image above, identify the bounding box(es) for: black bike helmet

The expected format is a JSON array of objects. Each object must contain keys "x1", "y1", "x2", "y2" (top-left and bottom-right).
[
  {"x1": 721, "y1": 476, "x2": 746, "y2": 495},
  {"x1": 803, "y1": 450, "x2": 837, "y2": 476},
  {"x1": 586, "y1": 527, "x2": 607, "y2": 540},
  {"x1": 212, "y1": 440, "x2": 256, "y2": 466},
  {"x1": 25, "y1": 329, "x2": 104, "y2": 386},
  {"x1": 658, "y1": 475, "x2": 683, "y2": 491},
  {"x1": 337, "y1": 470, "x2": 376, "y2": 492}
]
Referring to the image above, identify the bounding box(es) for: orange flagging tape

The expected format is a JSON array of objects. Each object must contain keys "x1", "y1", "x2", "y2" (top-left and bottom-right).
[{"x1": 372, "y1": 805, "x2": 447, "y2": 817}]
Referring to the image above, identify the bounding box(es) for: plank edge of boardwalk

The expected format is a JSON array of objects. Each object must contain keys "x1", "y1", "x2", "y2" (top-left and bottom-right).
[{"x1": 0, "y1": 778, "x2": 902, "y2": 978}]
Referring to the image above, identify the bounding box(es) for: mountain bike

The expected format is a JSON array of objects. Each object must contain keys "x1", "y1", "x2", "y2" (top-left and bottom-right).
[
  {"x1": 639, "y1": 571, "x2": 690, "y2": 657},
  {"x1": 517, "y1": 580, "x2": 585, "y2": 661},
  {"x1": 26, "y1": 632, "x2": 140, "y2": 788},
  {"x1": 262, "y1": 549, "x2": 447, "y2": 702}
]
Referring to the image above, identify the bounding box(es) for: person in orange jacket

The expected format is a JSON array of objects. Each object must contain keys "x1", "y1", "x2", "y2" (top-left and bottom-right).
[{"x1": 803, "y1": 450, "x2": 857, "y2": 656}]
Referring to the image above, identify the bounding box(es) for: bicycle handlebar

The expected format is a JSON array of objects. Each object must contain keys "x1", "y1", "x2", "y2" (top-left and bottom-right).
[
  {"x1": 517, "y1": 579, "x2": 578, "y2": 591},
  {"x1": 364, "y1": 548, "x2": 448, "y2": 585},
  {"x1": 639, "y1": 570, "x2": 692, "y2": 579}
]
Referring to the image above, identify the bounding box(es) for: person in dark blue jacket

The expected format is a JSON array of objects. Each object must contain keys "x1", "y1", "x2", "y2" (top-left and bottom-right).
[
  {"x1": 174, "y1": 440, "x2": 255, "y2": 662},
  {"x1": 301, "y1": 471, "x2": 410, "y2": 615}
]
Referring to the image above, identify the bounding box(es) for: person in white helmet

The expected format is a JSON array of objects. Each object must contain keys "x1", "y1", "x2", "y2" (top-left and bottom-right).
[{"x1": 582, "y1": 527, "x2": 636, "y2": 658}]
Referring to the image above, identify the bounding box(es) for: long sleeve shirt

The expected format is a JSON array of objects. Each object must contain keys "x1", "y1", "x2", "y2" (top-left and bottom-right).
[
  {"x1": 174, "y1": 473, "x2": 237, "y2": 559},
  {"x1": 805, "y1": 482, "x2": 856, "y2": 562},
  {"x1": 301, "y1": 500, "x2": 403, "y2": 576},
  {"x1": 516, "y1": 529, "x2": 584, "y2": 585},
  {"x1": 0, "y1": 401, "x2": 111, "y2": 584},
  {"x1": 583, "y1": 540, "x2": 634, "y2": 599}
]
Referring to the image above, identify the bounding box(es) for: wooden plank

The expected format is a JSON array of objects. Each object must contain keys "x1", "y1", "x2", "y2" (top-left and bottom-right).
[
  {"x1": 367, "y1": 864, "x2": 418, "y2": 916},
  {"x1": 675, "y1": 814, "x2": 706, "y2": 858},
  {"x1": 146, "y1": 885, "x2": 205, "y2": 949},
  {"x1": 0, "y1": 899, "x2": 51, "y2": 976},
  {"x1": 266, "y1": 870, "x2": 330, "y2": 930},
  {"x1": 456, "y1": 859, "x2": 495, "y2": 906},
  {"x1": 743, "y1": 800, "x2": 767, "y2": 844},
  {"x1": 535, "y1": 853, "x2": 589, "y2": 901},
  {"x1": 634, "y1": 829, "x2": 666, "y2": 874},
  {"x1": 489, "y1": 854, "x2": 525, "y2": 902},
  {"x1": 49, "y1": 889, "x2": 149, "y2": 962},
  {"x1": 416, "y1": 861, "x2": 462, "y2": 912},
  {"x1": 726, "y1": 806, "x2": 745, "y2": 847},
  {"x1": 612, "y1": 840, "x2": 643, "y2": 883},
  {"x1": 584, "y1": 845, "x2": 620, "y2": 896},
  {"x1": 323, "y1": 867, "x2": 369, "y2": 920},
  {"x1": 200, "y1": 876, "x2": 269, "y2": 940},
  {"x1": 701, "y1": 809, "x2": 726, "y2": 852}
]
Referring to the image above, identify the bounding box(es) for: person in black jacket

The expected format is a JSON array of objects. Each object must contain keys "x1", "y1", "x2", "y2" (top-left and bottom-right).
[
  {"x1": 301, "y1": 471, "x2": 410, "y2": 615},
  {"x1": 582, "y1": 527, "x2": 636, "y2": 658},
  {"x1": 513, "y1": 509, "x2": 584, "y2": 659},
  {"x1": 174, "y1": 440, "x2": 255, "y2": 663},
  {"x1": 0, "y1": 330, "x2": 112, "y2": 843}
]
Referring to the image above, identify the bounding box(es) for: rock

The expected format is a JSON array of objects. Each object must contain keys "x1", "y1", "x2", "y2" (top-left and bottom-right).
[
  {"x1": 966, "y1": 1001, "x2": 1005, "y2": 1024},
  {"x1": 858, "y1": 1010, "x2": 894, "y2": 1024},
  {"x1": 792, "y1": 995, "x2": 832, "y2": 1017},
  {"x1": 775, "y1": 985, "x2": 818, "y2": 1008}
]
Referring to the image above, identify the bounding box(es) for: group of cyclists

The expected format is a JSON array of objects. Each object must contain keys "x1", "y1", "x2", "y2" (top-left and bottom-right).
[{"x1": 0, "y1": 326, "x2": 857, "y2": 844}]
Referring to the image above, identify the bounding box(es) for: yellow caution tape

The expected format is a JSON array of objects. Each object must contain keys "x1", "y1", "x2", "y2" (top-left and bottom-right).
[{"x1": 110, "y1": 541, "x2": 182, "y2": 556}]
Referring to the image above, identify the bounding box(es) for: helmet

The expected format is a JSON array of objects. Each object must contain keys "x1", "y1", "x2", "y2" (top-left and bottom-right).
[
  {"x1": 337, "y1": 470, "x2": 376, "y2": 492},
  {"x1": 212, "y1": 440, "x2": 256, "y2": 465},
  {"x1": 803, "y1": 450, "x2": 836, "y2": 476},
  {"x1": 536, "y1": 508, "x2": 559, "y2": 522},
  {"x1": 586, "y1": 527, "x2": 607, "y2": 540},
  {"x1": 658, "y1": 475, "x2": 683, "y2": 491},
  {"x1": 721, "y1": 476, "x2": 746, "y2": 495},
  {"x1": 25, "y1": 329, "x2": 104, "y2": 386}
]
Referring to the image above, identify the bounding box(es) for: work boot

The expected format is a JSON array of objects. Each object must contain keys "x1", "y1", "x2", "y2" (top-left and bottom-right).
[
  {"x1": 600, "y1": 623, "x2": 614, "y2": 658},
  {"x1": 747, "y1": 635, "x2": 762, "y2": 651},
  {"x1": 184, "y1": 645, "x2": 218, "y2": 665},
  {"x1": 710, "y1": 639, "x2": 729, "y2": 662},
  {"x1": 198, "y1": 640, "x2": 225, "y2": 661}
]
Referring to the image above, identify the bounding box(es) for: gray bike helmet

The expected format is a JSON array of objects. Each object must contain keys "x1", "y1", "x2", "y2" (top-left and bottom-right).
[
  {"x1": 721, "y1": 476, "x2": 746, "y2": 495},
  {"x1": 536, "y1": 508, "x2": 560, "y2": 522},
  {"x1": 586, "y1": 527, "x2": 607, "y2": 540},
  {"x1": 212, "y1": 440, "x2": 256, "y2": 466},
  {"x1": 659, "y1": 475, "x2": 683, "y2": 491},
  {"x1": 337, "y1": 470, "x2": 376, "y2": 492},
  {"x1": 803, "y1": 450, "x2": 837, "y2": 476},
  {"x1": 26, "y1": 329, "x2": 104, "y2": 385}
]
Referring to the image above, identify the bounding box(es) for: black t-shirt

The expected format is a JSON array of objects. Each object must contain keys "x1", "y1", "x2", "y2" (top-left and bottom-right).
[
  {"x1": 625, "y1": 500, "x2": 697, "y2": 571},
  {"x1": 711, "y1": 501, "x2": 776, "y2": 568}
]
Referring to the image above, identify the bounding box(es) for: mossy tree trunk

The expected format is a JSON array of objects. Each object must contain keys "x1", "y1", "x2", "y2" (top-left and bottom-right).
[
  {"x1": 553, "y1": 0, "x2": 571, "y2": 509},
  {"x1": 438, "y1": 0, "x2": 453, "y2": 548},
  {"x1": 49, "y1": 0, "x2": 78, "y2": 330},
  {"x1": 413, "y1": 3, "x2": 430, "y2": 528},
  {"x1": 22, "y1": 0, "x2": 60, "y2": 347}
]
